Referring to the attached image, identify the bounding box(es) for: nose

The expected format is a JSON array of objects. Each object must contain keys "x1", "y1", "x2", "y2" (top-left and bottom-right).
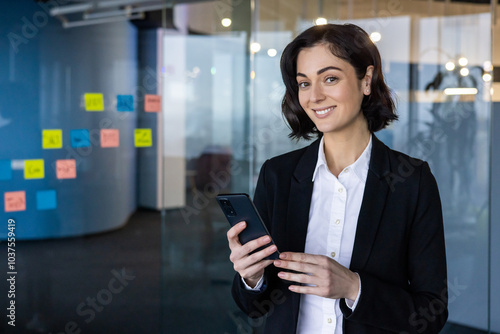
[{"x1": 310, "y1": 83, "x2": 325, "y2": 103}]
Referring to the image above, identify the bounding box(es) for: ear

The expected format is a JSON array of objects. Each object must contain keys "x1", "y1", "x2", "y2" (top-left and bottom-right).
[{"x1": 363, "y1": 65, "x2": 374, "y2": 96}]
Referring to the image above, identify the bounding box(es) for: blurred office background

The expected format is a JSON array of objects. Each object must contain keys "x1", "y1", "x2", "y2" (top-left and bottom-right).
[{"x1": 0, "y1": 0, "x2": 499, "y2": 333}]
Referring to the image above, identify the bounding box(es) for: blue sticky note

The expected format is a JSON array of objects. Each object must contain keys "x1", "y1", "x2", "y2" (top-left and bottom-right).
[
  {"x1": 36, "y1": 190, "x2": 57, "y2": 210},
  {"x1": 70, "y1": 129, "x2": 90, "y2": 148},
  {"x1": 0, "y1": 160, "x2": 12, "y2": 180},
  {"x1": 117, "y1": 95, "x2": 134, "y2": 112}
]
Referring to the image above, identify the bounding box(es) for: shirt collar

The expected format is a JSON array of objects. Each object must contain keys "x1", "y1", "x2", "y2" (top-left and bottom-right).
[{"x1": 312, "y1": 135, "x2": 372, "y2": 183}]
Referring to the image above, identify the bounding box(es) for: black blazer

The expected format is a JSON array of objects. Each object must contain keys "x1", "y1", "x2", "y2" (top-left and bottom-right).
[{"x1": 232, "y1": 135, "x2": 448, "y2": 333}]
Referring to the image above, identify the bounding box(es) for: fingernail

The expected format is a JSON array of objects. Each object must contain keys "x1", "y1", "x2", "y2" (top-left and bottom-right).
[
  {"x1": 274, "y1": 260, "x2": 281, "y2": 266},
  {"x1": 278, "y1": 272, "x2": 285, "y2": 278},
  {"x1": 279, "y1": 253, "x2": 287, "y2": 259},
  {"x1": 263, "y1": 236, "x2": 271, "y2": 242},
  {"x1": 269, "y1": 245, "x2": 277, "y2": 252}
]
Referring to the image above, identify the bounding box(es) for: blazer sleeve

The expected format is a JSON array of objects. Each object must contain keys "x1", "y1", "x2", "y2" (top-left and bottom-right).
[
  {"x1": 340, "y1": 162, "x2": 448, "y2": 333},
  {"x1": 231, "y1": 160, "x2": 274, "y2": 317}
]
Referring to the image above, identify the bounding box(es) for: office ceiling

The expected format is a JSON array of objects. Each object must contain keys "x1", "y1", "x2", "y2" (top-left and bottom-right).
[{"x1": 39, "y1": 0, "x2": 215, "y2": 28}]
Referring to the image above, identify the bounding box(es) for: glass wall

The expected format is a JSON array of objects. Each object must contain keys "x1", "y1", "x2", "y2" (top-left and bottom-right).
[
  {"x1": 160, "y1": 0, "x2": 495, "y2": 333},
  {"x1": 249, "y1": 0, "x2": 494, "y2": 333},
  {"x1": 0, "y1": 0, "x2": 497, "y2": 333}
]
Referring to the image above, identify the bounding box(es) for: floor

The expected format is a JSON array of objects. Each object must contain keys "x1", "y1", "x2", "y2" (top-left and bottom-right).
[{"x1": 0, "y1": 208, "x2": 495, "y2": 334}]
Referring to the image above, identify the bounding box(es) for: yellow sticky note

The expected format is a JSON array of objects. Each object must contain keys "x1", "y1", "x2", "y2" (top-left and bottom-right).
[
  {"x1": 42, "y1": 129, "x2": 63, "y2": 149},
  {"x1": 84, "y1": 93, "x2": 104, "y2": 111},
  {"x1": 134, "y1": 129, "x2": 152, "y2": 147},
  {"x1": 24, "y1": 159, "x2": 45, "y2": 179}
]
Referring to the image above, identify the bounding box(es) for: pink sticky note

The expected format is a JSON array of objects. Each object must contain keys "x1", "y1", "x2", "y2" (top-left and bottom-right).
[
  {"x1": 144, "y1": 94, "x2": 161, "y2": 112},
  {"x1": 100, "y1": 129, "x2": 120, "y2": 148},
  {"x1": 56, "y1": 159, "x2": 77, "y2": 179},
  {"x1": 4, "y1": 191, "x2": 26, "y2": 212}
]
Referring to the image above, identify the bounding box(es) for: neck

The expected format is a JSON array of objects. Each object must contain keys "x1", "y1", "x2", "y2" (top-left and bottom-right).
[{"x1": 322, "y1": 119, "x2": 371, "y2": 177}]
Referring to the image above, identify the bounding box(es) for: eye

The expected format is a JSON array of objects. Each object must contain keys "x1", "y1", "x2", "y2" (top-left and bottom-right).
[
  {"x1": 325, "y1": 76, "x2": 338, "y2": 83},
  {"x1": 298, "y1": 82, "x2": 310, "y2": 89}
]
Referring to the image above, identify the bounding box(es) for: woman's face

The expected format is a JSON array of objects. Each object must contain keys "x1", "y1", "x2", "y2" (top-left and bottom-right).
[{"x1": 296, "y1": 43, "x2": 372, "y2": 137}]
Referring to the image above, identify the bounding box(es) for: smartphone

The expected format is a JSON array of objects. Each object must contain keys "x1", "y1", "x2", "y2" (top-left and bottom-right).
[{"x1": 217, "y1": 193, "x2": 279, "y2": 260}]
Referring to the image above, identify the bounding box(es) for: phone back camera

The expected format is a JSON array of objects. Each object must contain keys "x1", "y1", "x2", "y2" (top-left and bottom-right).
[{"x1": 221, "y1": 200, "x2": 237, "y2": 217}]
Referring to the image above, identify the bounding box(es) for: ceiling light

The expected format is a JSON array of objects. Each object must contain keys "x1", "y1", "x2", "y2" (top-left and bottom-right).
[
  {"x1": 267, "y1": 49, "x2": 277, "y2": 57},
  {"x1": 483, "y1": 73, "x2": 492, "y2": 82},
  {"x1": 460, "y1": 68, "x2": 469, "y2": 76},
  {"x1": 370, "y1": 32, "x2": 382, "y2": 43},
  {"x1": 458, "y1": 57, "x2": 468, "y2": 67},
  {"x1": 315, "y1": 17, "x2": 327, "y2": 25},
  {"x1": 445, "y1": 61, "x2": 455, "y2": 71},
  {"x1": 444, "y1": 88, "x2": 477, "y2": 95},
  {"x1": 483, "y1": 61, "x2": 493, "y2": 72},
  {"x1": 221, "y1": 18, "x2": 232, "y2": 27},
  {"x1": 250, "y1": 42, "x2": 261, "y2": 53}
]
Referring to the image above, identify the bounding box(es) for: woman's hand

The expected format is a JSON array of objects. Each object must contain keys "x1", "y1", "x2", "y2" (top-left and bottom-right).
[
  {"x1": 274, "y1": 252, "x2": 360, "y2": 300},
  {"x1": 227, "y1": 221, "x2": 276, "y2": 288}
]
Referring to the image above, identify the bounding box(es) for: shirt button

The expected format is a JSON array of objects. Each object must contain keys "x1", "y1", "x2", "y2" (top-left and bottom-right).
[
  {"x1": 338, "y1": 188, "x2": 343, "y2": 193},
  {"x1": 335, "y1": 219, "x2": 340, "y2": 225},
  {"x1": 327, "y1": 318, "x2": 332, "y2": 324},
  {"x1": 344, "y1": 168, "x2": 350, "y2": 173},
  {"x1": 331, "y1": 252, "x2": 336, "y2": 258}
]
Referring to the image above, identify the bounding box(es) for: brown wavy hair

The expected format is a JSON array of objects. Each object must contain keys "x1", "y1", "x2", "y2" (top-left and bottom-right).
[{"x1": 280, "y1": 23, "x2": 397, "y2": 140}]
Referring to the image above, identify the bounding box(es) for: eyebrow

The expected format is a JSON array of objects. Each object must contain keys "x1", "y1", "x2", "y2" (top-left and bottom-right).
[{"x1": 297, "y1": 66, "x2": 343, "y2": 78}]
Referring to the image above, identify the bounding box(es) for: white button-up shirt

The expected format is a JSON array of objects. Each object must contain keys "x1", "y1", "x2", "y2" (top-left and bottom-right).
[{"x1": 297, "y1": 135, "x2": 372, "y2": 334}]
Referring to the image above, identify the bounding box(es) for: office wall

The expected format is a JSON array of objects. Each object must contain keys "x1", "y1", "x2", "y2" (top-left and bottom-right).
[
  {"x1": 0, "y1": 2, "x2": 138, "y2": 239},
  {"x1": 491, "y1": 101, "x2": 499, "y2": 332}
]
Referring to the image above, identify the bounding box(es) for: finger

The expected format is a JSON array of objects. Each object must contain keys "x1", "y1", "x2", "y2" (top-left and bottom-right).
[
  {"x1": 277, "y1": 271, "x2": 316, "y2": 286},
  {"x1": 230, "y1": 236, "x2": 275, "y2": 265},
  {"x1": 274, "y1": 259, "x2": 318, "y2": 275},
  {"x1": 235, "y1": 234, "x2": 273, "y2": 257},
  {"x1": 236, "y1": 243, "x2": 278, "y2": 270},
  {"x1": 279, "y1": 252, "x2": 323, "y2": 265},
  {"x1": 238, "y1": 259, "x2": 274, "y2": 280},
  {"x1": 227, "y1": 221, "x2": 247, "y2": 248},
  {"x1": 288, "y1": 284, "x2": 320, "y2": 295}
]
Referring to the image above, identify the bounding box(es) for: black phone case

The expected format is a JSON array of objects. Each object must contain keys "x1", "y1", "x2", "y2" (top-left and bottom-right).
[{"x1": 216, "y1": 193, "x2": 279, "y2": 260}]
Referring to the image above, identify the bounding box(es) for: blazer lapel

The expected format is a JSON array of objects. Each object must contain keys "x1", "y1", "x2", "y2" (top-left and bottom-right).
[
  {"x1": 286, "y1": 138, "x2": 319, "y2": 325},
  {"x1": 350, "y1": 135, "x2": 391, "y2": 271},
  {"x1": 286, "y1": 138, "x2": 320, "y2": 253}
]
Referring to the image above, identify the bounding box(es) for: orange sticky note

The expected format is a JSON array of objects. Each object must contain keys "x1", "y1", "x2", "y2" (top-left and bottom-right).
[
  {"x1": 4, "y1": 191, "x2": 26, "y2": 212},
  {"x1": 56, "y1": 159, "x2": 77, "y2": 179},
  {"x1": 100, "y1": 129, "x2": 120, "y2": 148},
  {"x1": 144, "y1": 94, "x2": 161, "y2": 112}
]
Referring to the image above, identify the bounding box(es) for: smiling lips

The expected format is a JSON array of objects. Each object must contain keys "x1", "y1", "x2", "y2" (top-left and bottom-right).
[{"x1": 312, "y1": 106, "x2": 335, "y2": 117}]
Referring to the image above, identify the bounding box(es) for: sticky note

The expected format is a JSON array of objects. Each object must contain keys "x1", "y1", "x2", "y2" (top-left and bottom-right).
[
  {"x1": 42, "y1": 129, "x2": 63, "y2": 149},
  {"x1": 0, "y1": 160, "x2": 12, "y2": 180},
  {"x1": 36, "y1": 190, "x2": 57, "y2": 210},
  {"x1": 70, "y1": 129, "x2": 90, "y2": 148},
  {"x1": 134, "y1": 129, "x2": 153, "y2": 147},
  {"x1": 101, "y1": 129, "x2": 120, "y2": 148},
  {"x1": 117, "y1": 95, "x2": 134, "y2": 112},
  {"x1": 85, "y1": 93, "x2": 104, "y2": 111},
  {"x1": 24, "y1": 159, "x2": 45, "y2": 179},
  {"x1": 144, "y1": 94, "x2": 161, "y2": 112},
  {"x1": 4, "y1": 191, "x2": 26, "y2": 212},
  {"x1": 56, "y1": 159, "x2": 77, "y2": 179}
]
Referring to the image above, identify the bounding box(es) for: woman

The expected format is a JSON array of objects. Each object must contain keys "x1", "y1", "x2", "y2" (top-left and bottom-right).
[{"x1": 227, "y1": 23, "x2": 447, "y2": 334}]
